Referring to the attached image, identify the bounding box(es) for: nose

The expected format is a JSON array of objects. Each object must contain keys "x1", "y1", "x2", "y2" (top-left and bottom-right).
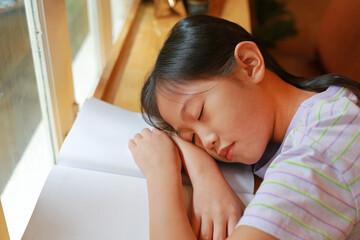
[{"x1": 197, "y1": 126, "x2": 218, "y2": 151}]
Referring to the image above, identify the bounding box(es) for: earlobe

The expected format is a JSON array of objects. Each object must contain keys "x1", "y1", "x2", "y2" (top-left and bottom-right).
[{"x1": 234, "y1": 41, "x2": 265, "y2": 84}]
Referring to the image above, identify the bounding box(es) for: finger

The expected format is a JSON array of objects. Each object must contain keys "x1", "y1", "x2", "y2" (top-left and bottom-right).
[
  {"x1": 152, "y1": 128, "x2": 161, "y2": 133},
  {"x1": 199, "y1": 217, "x2": 213, "y2": 240},
  {"x1": 128, "y1": 139, "x2": 137, "y2": 150},
  {"x1": 189, "y1": 205, "x2": 201, "y2": 238},
  {"x1": 213, "y1": 219, "x2": 226, "y2": 240},
  {"x1": 141, "y1": 128, "x2": 152, "y2": 135},
  {"x1": 227, "y1": 217, "x2": 239, "y2": 237},
  {"x1": 133, "y1": 133, "x2": 143, "y2": 141}
]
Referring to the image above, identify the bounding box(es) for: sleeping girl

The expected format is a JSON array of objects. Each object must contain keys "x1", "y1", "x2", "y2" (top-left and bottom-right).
[{"x1": 129, "y1": 15, "x2": 360, "y2": 240}]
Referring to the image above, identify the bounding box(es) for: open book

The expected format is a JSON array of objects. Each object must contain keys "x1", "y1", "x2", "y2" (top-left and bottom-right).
[{"x1": 23, "y1": 98, "x2": 254, "y2": 240}]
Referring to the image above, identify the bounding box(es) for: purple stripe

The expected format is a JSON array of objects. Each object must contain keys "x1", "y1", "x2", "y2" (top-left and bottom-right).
[
  {"x1": 299, "y1": 105, "x2": 316, "y2": 143},
  {"x1": 342, "y1": 152, "x2": 360, "y2": 174},
  {"x1": 297, "y1": 106, "x2": 312, "y2": 145},
  {"x1": 283, "y1": 144, "x2": 292, "y2": 149},
  {"x1": 296, "y1": 131, "x2": 307, "y2": 146},
  {"x1": 321, "y1": 109, "x2": 360, "y2": 154},
  {"x1": 282, "y1": 152, "x2": 338, "y2": 172},
  {"x1": 242, "y1": 213, "x2": 310, "y2": 240},
  {"x1": 257, "y1": 191, "x2": 347, "y2": 236},
  {"x1": 305, "y1": 106, "x2": 311, "y2": 126},
  {"x1": 330, "y1": 102, "x2": 335, "y2": 117},
  {"x1": 296, "y1": 125, "x2": 314, "y2": 146},
  {"x1": 268, "y1": 169, "x2": 356, "y2": 209},
  {"x1": 354, "y1": 191, "x2": 360, "y2": 199}
]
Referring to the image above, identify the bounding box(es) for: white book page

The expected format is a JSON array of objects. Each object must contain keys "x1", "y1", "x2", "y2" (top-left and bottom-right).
[
  {"x1": 58, "y1": 98, "x2": 149, "y2": 178},
  {"x1": 23, "y1": 165, "x2": 150, "y2": 240},
  {"x1": 22, "y1": 165, "x2": 251, "y2": 240},
  {"x1": 59, "y1": 97, "x2": 254, "y2": 194}
]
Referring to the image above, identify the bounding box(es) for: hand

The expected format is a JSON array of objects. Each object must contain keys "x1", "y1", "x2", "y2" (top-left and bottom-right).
[
  {"x1": 171, "y1": 136, "x2": 245, "y2": 240},
  {"x1": 128, "y1": 128, "x2": 182, "y2": 178},
  {"x1": 190, "y1": 171, "x2": 245, "y2": 240}
]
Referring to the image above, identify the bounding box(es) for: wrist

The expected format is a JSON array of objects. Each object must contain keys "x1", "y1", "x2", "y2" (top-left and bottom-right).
[
  {"x1": 147, "y1": 168, "x2": 182, "y2": 185},
  {"x1": 190, "y1": 161, "x2": 225, "y2": 188},
  {"x1": 147, "y1": 169, "x2": 183, "y2": 198},
  {"x1": 172, "y1": 135, "x2": 226, "y2": 187}
]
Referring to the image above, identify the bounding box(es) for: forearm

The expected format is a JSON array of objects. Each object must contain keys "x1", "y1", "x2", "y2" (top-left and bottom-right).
[
  {"x1": 173, "y1": 136, "x2": 224, "y2": 186},
  {"x1": 147, "y1": 171, "x2": 196, "y2": 240},
  {"x1": 171, "y1": 136, "x2": 245, "y2": 239}
]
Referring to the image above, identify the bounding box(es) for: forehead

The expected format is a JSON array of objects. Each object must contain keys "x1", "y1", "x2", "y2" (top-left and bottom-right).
[{"x1": 155, "y1": 80, "x2": 216, "y2": 128}]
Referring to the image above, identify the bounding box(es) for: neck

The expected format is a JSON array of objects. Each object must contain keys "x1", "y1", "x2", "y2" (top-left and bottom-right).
[{"x1": 263, "y1": 70, "x2": 316, "y2": 143}]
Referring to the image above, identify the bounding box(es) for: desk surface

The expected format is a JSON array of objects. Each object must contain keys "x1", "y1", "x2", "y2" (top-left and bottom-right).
[{"x1": 99, "y1": 0, "x2": 251, "y2": 112}]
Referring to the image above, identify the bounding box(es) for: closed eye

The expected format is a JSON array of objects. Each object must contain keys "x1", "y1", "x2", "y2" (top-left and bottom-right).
[{"x1": 192, "y1": 105, "x2": 204, "y2": 144}]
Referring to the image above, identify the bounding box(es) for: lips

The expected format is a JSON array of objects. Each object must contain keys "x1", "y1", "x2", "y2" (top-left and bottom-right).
[{"x1": 218, "y1": 142, "x2": 235, "y2": 161}]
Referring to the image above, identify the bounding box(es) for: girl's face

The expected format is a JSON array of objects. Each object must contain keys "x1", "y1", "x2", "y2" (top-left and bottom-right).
[{"x1": 156, "y1": 76, "x2": 275, "y2": 165}]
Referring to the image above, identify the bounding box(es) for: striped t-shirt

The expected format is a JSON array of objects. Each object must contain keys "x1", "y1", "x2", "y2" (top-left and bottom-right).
[{"x1": 238, "y1": 86, "x2": 360, "y2": 239}]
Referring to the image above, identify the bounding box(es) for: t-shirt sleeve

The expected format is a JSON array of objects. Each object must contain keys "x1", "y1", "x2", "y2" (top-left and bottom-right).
[{"x1": 238, "y1": 145, "x2": 356, "y2": 240}]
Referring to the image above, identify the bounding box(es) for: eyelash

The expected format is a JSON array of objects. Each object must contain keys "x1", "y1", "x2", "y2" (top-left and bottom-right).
[{"x1": 192, "y1": 106, "x2": 204, "y2": 144}]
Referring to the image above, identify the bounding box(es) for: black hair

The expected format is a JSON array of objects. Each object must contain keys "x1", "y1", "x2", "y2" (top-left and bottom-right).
[{"x1": 141, "y1": 15, "x2": 360, "y2": 132}]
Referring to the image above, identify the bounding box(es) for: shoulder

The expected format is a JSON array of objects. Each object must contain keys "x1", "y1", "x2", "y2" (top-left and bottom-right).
[
  {"x1": 283, "y1": 87, "x2": 360, "y2": 171},
  {"x1": 238, "y1": 144, "x2": 357, "y2": 239},
  {"x1": 299, "y1": 87, "x2": 359, "y2": 132},
  {"x1": 236, "y1": 87, "x2": 360, "y2": 239}
]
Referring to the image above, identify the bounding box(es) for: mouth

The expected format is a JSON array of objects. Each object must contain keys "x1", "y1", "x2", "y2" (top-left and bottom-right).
[{"x1": 218, "y1": 142, "x2": 235, "y2": 161}]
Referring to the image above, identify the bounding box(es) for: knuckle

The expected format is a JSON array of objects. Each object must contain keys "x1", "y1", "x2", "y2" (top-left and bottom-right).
[
  {"x1": 218, "y1": 207, "x2": 226, "y2": 215},
  {"x1": 134, "y1": 133, "x2": 142, "y2": 139},
  {"x1": 228, "y1": 208, "x2": 238, "y2": 216},
  {"x1": 214, "y1": 237, "x2": 225, "y2": 240},
  {"x1": 200, "y1": 210, "x2": 211, "y2": 218},
  {"x1": 228, "y1": 205, "x2": 241, "y2": 216},
  {"x1": 213, "y1": 206, "x2": 225, "y2": 216},
  {"x1": 200, "y1": 233, "x2": 211, "y2": 240},
  {"x1": 141, "y1": 128, "x2": 150, "y2": 134}
]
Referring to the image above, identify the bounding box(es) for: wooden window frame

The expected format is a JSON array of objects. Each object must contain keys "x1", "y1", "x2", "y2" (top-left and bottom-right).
[
  {"x1": 29, "y1": 0, "x2": 141, "y2": 148},
  {"x1": 0, "y1": 200, "x2": 10, "y2": 240},
  {"x1": 94, "y1": 0, "x2": 141, "y2": 100}
]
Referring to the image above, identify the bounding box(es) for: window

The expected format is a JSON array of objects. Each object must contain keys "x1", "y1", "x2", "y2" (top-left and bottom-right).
[
  {"x1": 66, "y1": 0, "x2": 137, "y2": 107},
  {"x1": 110, "y1": 0, "x2": 134, "y2": 42},
  {"x1": 0, "y1": 0, "x2": 138, "y2": 238},
  {"x1": 0, "y1": 1, "x2": 55, "y2": 238},
  {"x1": 66, "y1": 0, "x2": 98, "y2": 107}
]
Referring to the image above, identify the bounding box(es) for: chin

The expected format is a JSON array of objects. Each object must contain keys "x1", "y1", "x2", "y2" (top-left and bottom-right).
[{"x1": 233, "y1": 155, "x2": 258, "y2": 165}]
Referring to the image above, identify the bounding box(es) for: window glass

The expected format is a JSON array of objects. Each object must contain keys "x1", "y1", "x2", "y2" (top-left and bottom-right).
[
  {"x1": 66, "y1": 0, "x2": 90, "y2": 59},
  {"x1": 110, "y1": 0, "x2": 135, "y2": 42},
  {"x1": 66, "y1": 0, "x2": 99, "y2": 107},
  {"x1": 0, "y1": 1, "x2": 54, "y2": 239}
]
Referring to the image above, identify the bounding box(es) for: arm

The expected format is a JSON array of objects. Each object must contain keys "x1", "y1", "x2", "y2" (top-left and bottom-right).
[
  {"x1": 171, "y1": 136, "x2": 245, "y2": 239},
  {"x1": 147, "y1": 168, "x2": 196, "y2": 240},
  {"x1": 129, "y1": 128, "x2": 276, "y2": 240},
  {"x1": 228, "y1": 226, "x2": 278, "y2": 240},
  {"x1": 129, "y1": 128, "x2": 196, "y2": 240}
]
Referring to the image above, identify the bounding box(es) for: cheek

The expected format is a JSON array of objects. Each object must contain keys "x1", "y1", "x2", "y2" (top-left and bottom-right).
[{"x1": 229, "y1": 109, "x2": 273, "y2": 163}]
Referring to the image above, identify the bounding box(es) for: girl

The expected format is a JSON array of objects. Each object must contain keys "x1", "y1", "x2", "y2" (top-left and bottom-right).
[{"x1": 128, "y1": 15, "x2": 360, "y2": 239}]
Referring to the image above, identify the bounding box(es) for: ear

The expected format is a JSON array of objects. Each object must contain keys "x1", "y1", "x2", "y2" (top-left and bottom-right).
[{"x1": 234, "y1": 41, "x2": 265, "y2": 84}]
